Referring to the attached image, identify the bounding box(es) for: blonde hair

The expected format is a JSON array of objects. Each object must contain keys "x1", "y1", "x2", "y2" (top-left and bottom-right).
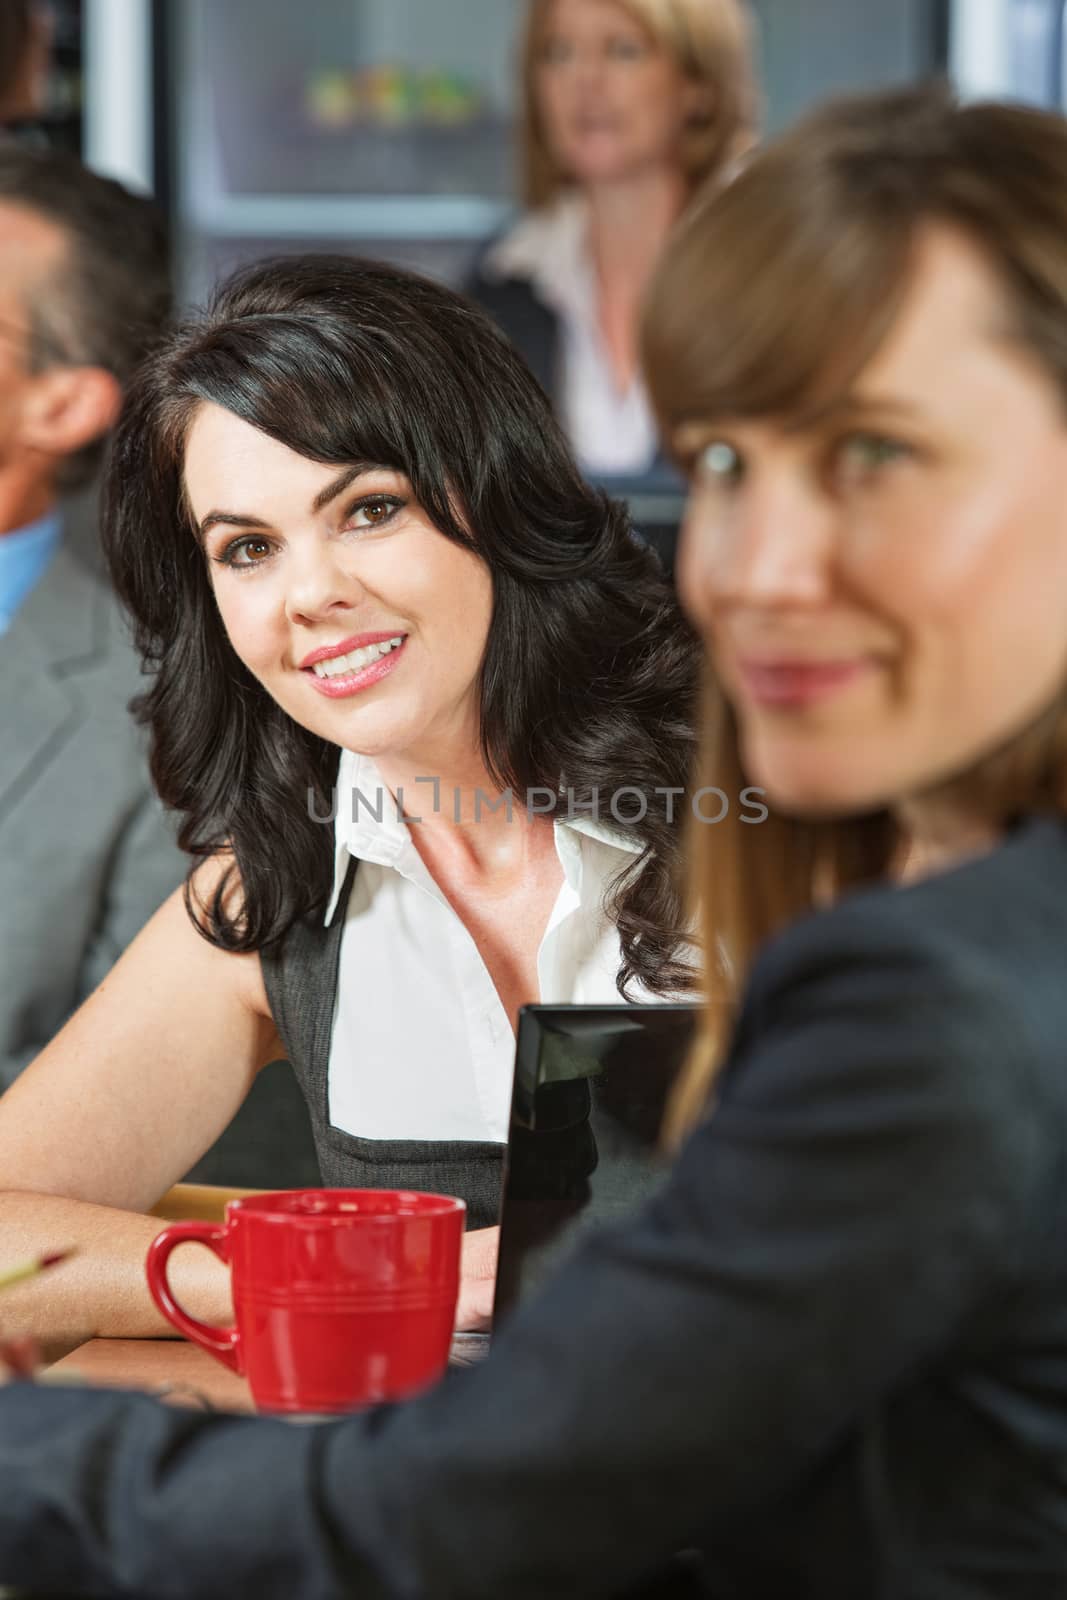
[
  {"x1": 518, "y1": 0, "x2": 759, "y2": 209},
  {"x1": 641, "y1": 83, "x2": 1067, "y2": 1139}
]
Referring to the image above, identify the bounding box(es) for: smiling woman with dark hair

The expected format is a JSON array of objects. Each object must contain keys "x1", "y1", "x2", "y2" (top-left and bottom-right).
[
  {"x1": 114, "y1": 256, "x2": 696, "y2": 989},
  {"x1": 0, "y1": 253, "x2": 699, "y2": 1342}
]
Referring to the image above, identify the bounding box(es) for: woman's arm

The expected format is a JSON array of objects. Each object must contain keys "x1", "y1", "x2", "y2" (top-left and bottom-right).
[{"x1": 0, "y1": 869, "x2": 281, "y2": 1345}]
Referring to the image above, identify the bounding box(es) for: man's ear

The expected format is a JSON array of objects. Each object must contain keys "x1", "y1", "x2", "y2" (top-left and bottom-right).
[{"x1": 19, "y1": 365, "x2": 122, "y2": 460}]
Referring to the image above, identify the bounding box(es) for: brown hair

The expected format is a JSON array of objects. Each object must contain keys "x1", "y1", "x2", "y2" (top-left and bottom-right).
[
  {"x1": 518, "y1": 0, "x2": 758, "y2": 209},
  {"x1": 641, "y1": 82, "x2": 1067, "y2": 1136}
]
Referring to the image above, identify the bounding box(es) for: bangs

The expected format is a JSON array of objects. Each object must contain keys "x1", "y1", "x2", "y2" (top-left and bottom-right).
[
  {"x1": 643, "y1": 151, "x2": 916, "y2": 457},
  {"x1": 168, "y1": 310, "x2": 475, "y2": 548},
  {"x1": 173, "y1": 315, "x2": 449, "y2": 477}
]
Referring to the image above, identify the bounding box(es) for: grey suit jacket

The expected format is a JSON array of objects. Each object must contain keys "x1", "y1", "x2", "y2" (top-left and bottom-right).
[{"x1": 0, "y1": 540, "x2": 185, "y2": 1089}]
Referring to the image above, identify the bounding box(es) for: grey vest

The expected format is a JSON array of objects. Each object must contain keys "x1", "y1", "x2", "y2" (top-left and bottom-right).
[{"x1": 259, "y1": 861, "x2": 506, "y2": 1230}]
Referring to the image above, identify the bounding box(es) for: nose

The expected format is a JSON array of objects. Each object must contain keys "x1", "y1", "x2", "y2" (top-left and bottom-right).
[
  {"x1": 677, "y1": 468, "x2": 836, "y2": 631},
  {"x1": 284, "y1": 539, "x2": 364, "y2": 629},
  {"x1": 576, "y1": 48, "x2": 607, "y2": 87}
]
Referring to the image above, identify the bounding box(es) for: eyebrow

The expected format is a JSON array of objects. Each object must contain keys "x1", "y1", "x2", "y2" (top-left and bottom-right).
[
  {"x1": 786, "y1": 393, "x2": 924, "y2": 433},
  {"x1": 196, "y1": 462, "x2": 389, "y2": 540},
  {"x1": 673, "y1": 394, "x2": 924, "y2": 453}
]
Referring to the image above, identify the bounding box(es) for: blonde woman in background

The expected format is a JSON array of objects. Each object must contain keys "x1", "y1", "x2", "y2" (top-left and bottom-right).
[{"x1": 467, "y1": 0, "x2": 756, "y2": 487}]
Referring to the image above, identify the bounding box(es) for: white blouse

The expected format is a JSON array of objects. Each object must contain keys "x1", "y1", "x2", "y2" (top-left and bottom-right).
[{"x1": 323, "y1": 750, "x2": 657, "y2": 1144}]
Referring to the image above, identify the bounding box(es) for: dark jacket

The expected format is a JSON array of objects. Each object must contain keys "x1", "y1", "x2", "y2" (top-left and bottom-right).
[
  {"x1": 465, "y1": 234, "x2": 686, "y2": 502},
  {"x1": 2, "y1": 817, "x2": 1067, "y2": 1597},
  {"x1": 465, "y1": 240, "x2": 560, "y2": 402}
]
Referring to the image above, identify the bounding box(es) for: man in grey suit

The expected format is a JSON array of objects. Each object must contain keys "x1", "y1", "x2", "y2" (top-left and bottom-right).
[
  {"x1": 0, "y1": 145, "x2": 322, "y2": 1188},
  {"x1": 0, "y1": 144, "x2": 184, "y2": 1089}
]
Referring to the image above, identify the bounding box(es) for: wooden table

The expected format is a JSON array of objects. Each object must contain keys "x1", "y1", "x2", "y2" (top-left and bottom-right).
[
  {"x1": 48, "y1": 1337, "x2": 255, "y2": 1412},
  {"x1": 46, "y1": 1330, "x2": 489, "y2": 1414}
]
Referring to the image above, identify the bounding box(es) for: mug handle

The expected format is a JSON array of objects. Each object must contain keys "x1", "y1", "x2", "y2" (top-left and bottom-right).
[{"x1": 145, "y1": 1221, "x2": 241, "y2": 1374}]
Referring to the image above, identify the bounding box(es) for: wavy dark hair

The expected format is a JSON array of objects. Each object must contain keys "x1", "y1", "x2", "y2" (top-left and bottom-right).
[{"x1": 102, "y1": 255, "x2": 699, "y2": 996}]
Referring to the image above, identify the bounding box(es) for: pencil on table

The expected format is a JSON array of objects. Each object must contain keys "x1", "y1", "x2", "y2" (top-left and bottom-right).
[{"x1": 0, "y1": 1249, "x2": 74, "y2": 1293}]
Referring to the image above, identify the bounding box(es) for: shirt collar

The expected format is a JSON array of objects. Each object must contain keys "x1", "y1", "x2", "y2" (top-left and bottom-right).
[
  {"x1": 482, "y1": 193, "x2": 594, "y2": 324},
  {"x1": 558, "y1": 811, "x2": 643, "y2": 857},
  {"x1": 0, "y1": 510, "x2": 62, "y2": 635},
  {"x1": 324, "y1": 746, "x2": 643, "y2": 925},
  {"x1": 324, "y1": 749, "x2": 408, "y2": 923}
]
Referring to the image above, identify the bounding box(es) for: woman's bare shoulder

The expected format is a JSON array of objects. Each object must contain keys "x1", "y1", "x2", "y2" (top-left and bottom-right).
[{"x1": 177, "y1": 852, "x2": 274, "y2": 1024}]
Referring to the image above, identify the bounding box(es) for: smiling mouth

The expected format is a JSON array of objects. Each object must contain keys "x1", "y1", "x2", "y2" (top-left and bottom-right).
[
  {"x1": 303, "y1": 635, "x2": 408, "y2": 699},
  {"x1": 307, "y1": 635, "x2": 405, "y2": 680},
  {"x1": 738, "y1": 658, "x2": 873, "y2": 708}
]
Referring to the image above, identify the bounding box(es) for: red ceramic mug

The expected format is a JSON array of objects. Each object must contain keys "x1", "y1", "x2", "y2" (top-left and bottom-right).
[{"x1": 146, "y1": 1188, "x2": 465, "y2": 1414}]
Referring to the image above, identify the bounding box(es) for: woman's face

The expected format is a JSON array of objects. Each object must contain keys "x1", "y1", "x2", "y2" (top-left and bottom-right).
[
  {"x1": 183, "y1": 403, "x2": 494, "y2": 771},
  {"x1": 534, "y1": 0, "x2": 701, "y2": 188},
  {"x1": 676, "y1": 224, "x2": 1067, "y2": 818}
]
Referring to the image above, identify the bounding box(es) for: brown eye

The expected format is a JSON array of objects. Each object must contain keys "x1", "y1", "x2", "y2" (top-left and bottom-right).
[
  {"x1": 214, "y1": 535, "x2": 276, "y2": 571},
  {"x1": 345, "y1": 494, "x2": 404, "y2": 531}
]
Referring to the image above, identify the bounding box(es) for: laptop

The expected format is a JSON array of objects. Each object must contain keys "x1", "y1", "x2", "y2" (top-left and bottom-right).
[
  {"x1": 492, "y1": 1002, "x2": 698, "y2": 1322},
  {"x1": 449, "y1": 1002, "x2": 696, "y2": 1364}
]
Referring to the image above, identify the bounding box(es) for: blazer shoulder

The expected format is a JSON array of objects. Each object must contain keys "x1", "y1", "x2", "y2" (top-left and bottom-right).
[
  {"x1": 748, "y1": 822, "x2": 1067, "y2": 1016},
  {"x1": 746, "y1": 887, "x2": 976, "y2": 1007},
  {"x1": 463, "y1": 223, "x2": 555, "y2": 319},
  {"x1": 730, "y1": 836, "x2": 1065, "y2": 1149}
]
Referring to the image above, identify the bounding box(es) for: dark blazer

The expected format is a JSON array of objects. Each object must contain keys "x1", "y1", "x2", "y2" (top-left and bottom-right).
[
  {"x1": 3, "y1": 817, "x2": 1067, "y2": 1597},
  {"x1": 465, "y1": 239, "x2": 686, "y2": 501},
  {"x1": 465, "y1": 243, "x2": 560, "y2": 401},
  {"x1": 465, "y1": 238, "x2": 687, "y2": 577}
]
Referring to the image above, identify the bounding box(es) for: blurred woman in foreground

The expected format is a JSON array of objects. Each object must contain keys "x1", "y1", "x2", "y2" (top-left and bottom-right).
[{"x1": 2, "y1": 84, "x2": 1067, "y2": 1598}]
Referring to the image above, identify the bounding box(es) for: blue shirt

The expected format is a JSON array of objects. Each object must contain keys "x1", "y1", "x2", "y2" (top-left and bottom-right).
[{"x1": 0, "y1": 512, "x2": 62, "y2": 635}]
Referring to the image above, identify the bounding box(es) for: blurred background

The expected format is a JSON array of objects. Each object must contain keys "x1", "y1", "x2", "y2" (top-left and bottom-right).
[
  {"x1": 17, "y1": 0, "x2": 1067, "y2": 570},
  {"x1": 35, "y1": 1, "x2": 1067, "y2": 303}
]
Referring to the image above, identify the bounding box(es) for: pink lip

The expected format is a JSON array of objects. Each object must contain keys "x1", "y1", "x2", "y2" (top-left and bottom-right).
[
  {"x1": 298, "y1": 631, "x2": 406, "y2": 671},
  {"x1": 303, "y1": 637, "x2": 408, "y2": 700},
  {"x1": 737, "y1": 657, "x2": 872, "y2": 708}
]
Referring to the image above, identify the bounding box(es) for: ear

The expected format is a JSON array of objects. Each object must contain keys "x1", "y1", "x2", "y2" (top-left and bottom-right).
[{"x1": 18, "y1": 366, "x2": 122, "y2": 460}]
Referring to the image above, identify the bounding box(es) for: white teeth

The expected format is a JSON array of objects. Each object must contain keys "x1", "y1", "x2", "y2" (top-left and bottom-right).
[{"x1": 311, "y1": 636, "x2": 404, "y2": 679}]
